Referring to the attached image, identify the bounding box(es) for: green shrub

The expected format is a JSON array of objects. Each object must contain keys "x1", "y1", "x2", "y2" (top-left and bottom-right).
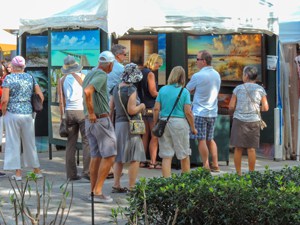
[{"x1": 115, "y1": 166, "x2": 300, "y2": 225}]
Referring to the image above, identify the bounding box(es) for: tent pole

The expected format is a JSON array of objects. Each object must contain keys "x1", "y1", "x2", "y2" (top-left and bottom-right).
[{"x1": 274, "y1": 39, "x2": 283, "y2": 161}]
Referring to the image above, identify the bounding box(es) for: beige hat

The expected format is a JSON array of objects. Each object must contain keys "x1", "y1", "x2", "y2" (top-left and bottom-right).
[{"x1": 61, "y1": 55, "x2": 83, "y2": 74}]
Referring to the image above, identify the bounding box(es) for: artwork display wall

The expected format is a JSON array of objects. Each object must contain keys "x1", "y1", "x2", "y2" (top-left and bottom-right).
[
  {"x1": 187, "y1": 34, "x2": 264, "y2": 86},
  {"x1": 26, "y1": 35, "x2": 48, "y2": 67},
  {"x1": 51, "y1": 30, "x2": 100, "y2": 67}
]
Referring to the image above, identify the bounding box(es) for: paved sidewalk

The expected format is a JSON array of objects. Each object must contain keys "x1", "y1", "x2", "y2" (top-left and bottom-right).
[{"x1": 1, "y1": 148, "x2": 300, "y2": 224}]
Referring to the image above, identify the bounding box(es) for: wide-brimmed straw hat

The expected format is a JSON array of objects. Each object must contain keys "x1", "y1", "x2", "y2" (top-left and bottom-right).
[
  {"x1": 121, "y1": 63, "x2": 143, "y2": 84},
  {"x1": 61, "y1": 55, "x2": 83, "y2": 74}
]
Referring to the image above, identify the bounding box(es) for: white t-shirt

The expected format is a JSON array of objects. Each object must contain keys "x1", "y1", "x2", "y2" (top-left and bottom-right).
[
  {"x1": 63, "y1": 73, "x2": 84, "y2": 110},
  {"x1": 186, "y1": 66, "x2": 221, "y2": 117}
]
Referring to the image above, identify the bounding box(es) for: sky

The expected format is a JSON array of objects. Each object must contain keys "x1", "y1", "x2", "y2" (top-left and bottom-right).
[{"x1": 0, "y1": 0, "x2": 299, "y2": 30}]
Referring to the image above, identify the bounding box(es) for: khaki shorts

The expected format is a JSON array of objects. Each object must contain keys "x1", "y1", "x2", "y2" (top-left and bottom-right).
[{"x1": 158, "y1": 117, "x2": 191, "y2": 160}]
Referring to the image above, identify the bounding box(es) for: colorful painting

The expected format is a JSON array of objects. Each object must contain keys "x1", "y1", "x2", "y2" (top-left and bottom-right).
[
  {"x1": 26, "y1": 36, "x2": 48, "y2": 67},
  {"x1": 51, "y1": 30, "x2": 100, "y2": 67},
  {"x1": 158, "y1": 33, "x2": 166, "y2": 85},
  {"x1": 187, "y1": 34, "x2": 263, "y2": 83},
  {"x1": 26, "y1": 69, "x2": 48, "y2": 99}
]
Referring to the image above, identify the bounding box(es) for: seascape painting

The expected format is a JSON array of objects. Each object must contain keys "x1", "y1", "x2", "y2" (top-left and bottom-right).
[
  {"x1": 187, "y1": 34, "x2": 263, "y2": 83},
  {"x1": 26, "y1": 36, "x2": 48, "y2": 67},
  {"x1": 158, "y1": 33, "x2": 166, "y2": 85},
  {"x1": 26, "y1": 69, "x2": 48, "y2": 99},
  {"x1": 51, "y1": 30, "x2": 100, "y2": 67}
]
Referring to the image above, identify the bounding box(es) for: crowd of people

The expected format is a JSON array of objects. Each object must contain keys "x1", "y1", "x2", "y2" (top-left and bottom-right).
[{"x1": 0, "y1": 46, "x2": 269, "y2": 203}]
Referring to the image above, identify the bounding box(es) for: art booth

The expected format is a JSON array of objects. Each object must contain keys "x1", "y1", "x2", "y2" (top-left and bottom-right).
[{"x1": 18, "y1": 0, "x2": 283, "y2": 165}]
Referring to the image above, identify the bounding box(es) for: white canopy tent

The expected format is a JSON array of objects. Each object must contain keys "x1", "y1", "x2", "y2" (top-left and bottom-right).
[{"x1": 19, "y1": 0, "x2": 278, "y2": 37}]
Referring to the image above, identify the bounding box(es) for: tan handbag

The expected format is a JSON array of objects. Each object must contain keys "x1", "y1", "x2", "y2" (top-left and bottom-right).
[
  {"x1": 118, "y1": 85, "x2": 145, "y2": 135},
  {"x1": 244, "y1": 84, "x2": 267, "y2": 130}
]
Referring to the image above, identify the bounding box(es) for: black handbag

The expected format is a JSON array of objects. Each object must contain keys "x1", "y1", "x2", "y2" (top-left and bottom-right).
[
  {"x1": 152, "y1": 87, "x2": 184, "y2": 137},
  {"x1": 59, "y1": 118, "x2": 68, "y2": 137},
  {"x1": 31, "y1": 75, "x2": 43, "y2": 112}
]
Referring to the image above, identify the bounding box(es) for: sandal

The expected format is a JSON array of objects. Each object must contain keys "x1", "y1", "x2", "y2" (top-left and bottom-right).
[
  {"x1": 112, "y1": 186, "x2": 129, "y2": 193},
  {"x1": 139, "y1": 161, "x2": 149, "y2": 168},
  {"x1": 148, "y1": 163, "x2": 162, "y2": 169}
]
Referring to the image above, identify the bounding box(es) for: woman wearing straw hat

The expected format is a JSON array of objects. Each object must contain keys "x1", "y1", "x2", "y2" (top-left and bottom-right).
[{"x1": 58, "y1": 55, "x2": 90, "y2": 181}]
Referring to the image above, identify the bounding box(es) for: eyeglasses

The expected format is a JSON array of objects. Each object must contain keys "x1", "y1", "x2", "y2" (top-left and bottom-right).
[
  {"x1": 122, "y1": 53, "x2": 127, "y2": 56},
  {"x1": 196, "y1": 58, "x2": 204, "y2": 61}
]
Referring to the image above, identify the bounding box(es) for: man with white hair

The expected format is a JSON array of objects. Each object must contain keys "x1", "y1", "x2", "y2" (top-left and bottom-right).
[{"x1": 83, "y1": 51, "x2": 117, "y2": 203}]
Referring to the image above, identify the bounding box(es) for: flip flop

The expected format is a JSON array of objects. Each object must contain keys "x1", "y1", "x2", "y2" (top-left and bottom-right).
[
  {"x1": 112, "y1": 186, "x2": 129, "y2": 193},
  {"x1": 148, "y1": 163, "x2": 162, "y2": 169}
]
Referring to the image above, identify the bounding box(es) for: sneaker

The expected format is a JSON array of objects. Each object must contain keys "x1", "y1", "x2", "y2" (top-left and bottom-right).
[
  {"x1": 88, "y1": 194, "x2": 113, "y2": 203},
  {"x1": 35, "y1": 173, "x2": 43, "y2": 179},
  {"x1": 0, "y1": 172, "x2": 6, "y2": 177},
  {"x1": 11, "y1": 175, "x2": 22, "y2": 181},
  {"x1": 210, "y1": 166, "x2": 220, "y2": 173}
]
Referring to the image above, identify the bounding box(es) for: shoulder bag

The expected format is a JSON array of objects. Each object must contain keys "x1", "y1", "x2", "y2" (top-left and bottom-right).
[
  {"x1": 152, "y1": 87, "x2": 184, "y2": 137},
  {"x1": 30, "y1": 75, "x2": 43, "y2": 113},
  {"x1": 244, "y1": 84, "x2": 267, "y2": 130},
  {"x1": 118, "y1": 85, "x2": 146, "y2": 135}
]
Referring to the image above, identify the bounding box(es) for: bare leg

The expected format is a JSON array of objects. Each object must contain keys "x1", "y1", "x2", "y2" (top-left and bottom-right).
[
  {"x1": 113, "y1": 162, "x2": 123, "y2": 188},
  {"x1": 93, "y1": 156, "x2": 115, "y2": 195},
  {"x1": 234, "y1": 147, "x2": 243, "y2": 176},
  {"x1": 33, "y1": 168, "x2": 41, "y2": 174},
  {"x1": 207, "y1": 140, "x2": 219, "y2": 168},
  {"x1": 142, "y1": 118, "x2": 150, "y2": 154},
  {"x1": 128, "y1": 161, "x2": 140, "y2": 190},
  {"x1": 247, "y1": 148, "x2": 256, "y2": 172},
  {"x1": 162, "y1": 158, "x2": 172, "y2": 178},
  {"x1": 198, "y1": 140, "x2": 209, "y2": 169},
  {"x1": 89, "y1": 157, "x2": 101, "y2": 192},
  {"x1": 15, "y1": 169, "x2": 22, "y2": 177},
  {"x1": 180, "y1": 156, "x2": 190, "y2": 174}
]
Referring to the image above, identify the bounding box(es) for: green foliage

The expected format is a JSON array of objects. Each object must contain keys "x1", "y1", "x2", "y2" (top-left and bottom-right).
[{"x1": 118, "y1": 166, "x2": 300, "y2": 225}]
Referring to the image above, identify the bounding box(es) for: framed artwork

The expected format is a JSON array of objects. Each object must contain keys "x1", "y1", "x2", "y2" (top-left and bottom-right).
[
  {"x1": 187, "y1": 34, "x2": 265, "y2": 86},
  {"x1": 50, "y1": 29, "x2": 100, "y2": 67},
  {"x1": 116, "y1": 33, "x2": 167, "y2": 85},
  {"x1": 25, "y1": 35, "x2": 48, "y2": 67},
  {"x1": 26, "y1": 69, "x2": 48, "y2": 99}
]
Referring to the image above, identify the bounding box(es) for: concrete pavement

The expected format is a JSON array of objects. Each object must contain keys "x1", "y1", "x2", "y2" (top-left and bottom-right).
[{"x1": 1, "y1": 147, "x2": 300, "y2": 224}]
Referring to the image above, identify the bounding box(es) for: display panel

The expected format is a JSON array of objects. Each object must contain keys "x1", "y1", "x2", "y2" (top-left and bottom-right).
[
  {"x1": 187, "y1": 34, "x2": 264, "y2": 86},
  {"x1": 51, "y1": 30, "x2": 100, "y2": 67},
  {"x1": 26, "y1": 69, "x2": 48, "y2": 99},
  {"x1": 26, "y1": 35, "x2": 48, "y2": 67},
  {"x1": 117, "y1": 33, "x2": 166, "y2": 85}
]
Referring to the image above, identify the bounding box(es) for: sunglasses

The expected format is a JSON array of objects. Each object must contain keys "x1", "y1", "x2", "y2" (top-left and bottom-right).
[{"x1": 196, "y1": 58, "x2": 204, "y2": 61}]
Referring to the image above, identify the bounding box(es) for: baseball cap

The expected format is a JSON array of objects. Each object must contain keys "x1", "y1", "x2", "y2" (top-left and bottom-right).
[
  {"x1": 98, "y1": 51, "x2": 115, "y2": 63},
  {"x1": 12, "y1": 56, "x2": 26, "y2": 67}
]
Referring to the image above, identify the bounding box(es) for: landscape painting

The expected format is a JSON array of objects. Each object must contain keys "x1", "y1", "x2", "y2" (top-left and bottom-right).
[
  {"x1": 26, "y1": 36, "x2": 48, "y2": 67},
  {"x1": 158, "y1": 33, "x2": 166, "y2": 85},
  {"x1": 187, "y1": 34, "x2": 263, "y2": 84},
  {"x1": 51, "y1": 30, "x2": 100, "y2": 67}
]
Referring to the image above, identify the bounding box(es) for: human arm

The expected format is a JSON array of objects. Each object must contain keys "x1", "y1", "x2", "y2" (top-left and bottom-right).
[
  {"x1": 186, "y1": 75, "x2": 197, "y2": 94},
  {"x1": 153, "y1": 101, "x2": 160, "y2": 125},
  {"x1": 261, "y1": 95, "x2": 269, "y2": 112},
  {"x1": 228, "y1": 94, "x2": 237, "y2": 116},
  {"x1": 109, "y1": 95, "x2": 115, "y2": 123},
  {"x1": 84, "y1": 84, "x2": 97, "y2": 123},
  {"x1": 127, "y1": 91, "x2": 145, "y2": 116},
  {"x1": 147, "y1": 72, "x2": 158, "y2": 98},
  {"x1": 184, "y1": 104, "x2": 197, "y2": 135},
  {"x1": 1, "y1": 87, "x2": 9, "y2": 116}
]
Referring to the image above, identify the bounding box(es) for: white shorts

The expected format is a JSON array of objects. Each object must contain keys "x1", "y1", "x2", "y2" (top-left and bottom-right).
[{"x1": 158, "y1": 117, "x2": 191, "y2": 160}]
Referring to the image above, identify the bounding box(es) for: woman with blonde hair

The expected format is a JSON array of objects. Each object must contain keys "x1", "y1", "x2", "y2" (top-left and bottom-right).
[
  {"x1": 137, "y1": 53, "x2": 163, "y2": 169},
  {"x1": 153, "y1": 66, "x2": 197, "y2": 177}
]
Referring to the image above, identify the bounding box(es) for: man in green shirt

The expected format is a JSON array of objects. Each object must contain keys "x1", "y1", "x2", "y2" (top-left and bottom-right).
[{"x1": 83, "y1": 51, "x2": 116, "y2": 203}]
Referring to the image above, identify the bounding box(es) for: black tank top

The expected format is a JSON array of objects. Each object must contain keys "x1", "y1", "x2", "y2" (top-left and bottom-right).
[{"x1": 136, "y1": 67, "x2": 158, "y2": 108}]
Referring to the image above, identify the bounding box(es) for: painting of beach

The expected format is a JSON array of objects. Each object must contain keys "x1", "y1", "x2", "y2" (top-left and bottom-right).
[
  {"x1": 187, "y1": 34, "x2": 263, "y2": 83},
  {"x1": 51, "y1": 30, "x2": 100, "y2": 67},
  {"x1": 158, "y1": 33, "x2": 166, "y2": 85},
  {"x1": 26, "y1": 36, "x2": 48, "y2": 67}
]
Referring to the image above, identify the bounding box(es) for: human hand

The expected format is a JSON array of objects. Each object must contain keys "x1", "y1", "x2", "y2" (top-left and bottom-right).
[
  {"x1": 88, "y1": 113, "x2": 97, "y2": 123},
  {"x1": 191, "y1": 128, "x2": 198, "y2": 135}
]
